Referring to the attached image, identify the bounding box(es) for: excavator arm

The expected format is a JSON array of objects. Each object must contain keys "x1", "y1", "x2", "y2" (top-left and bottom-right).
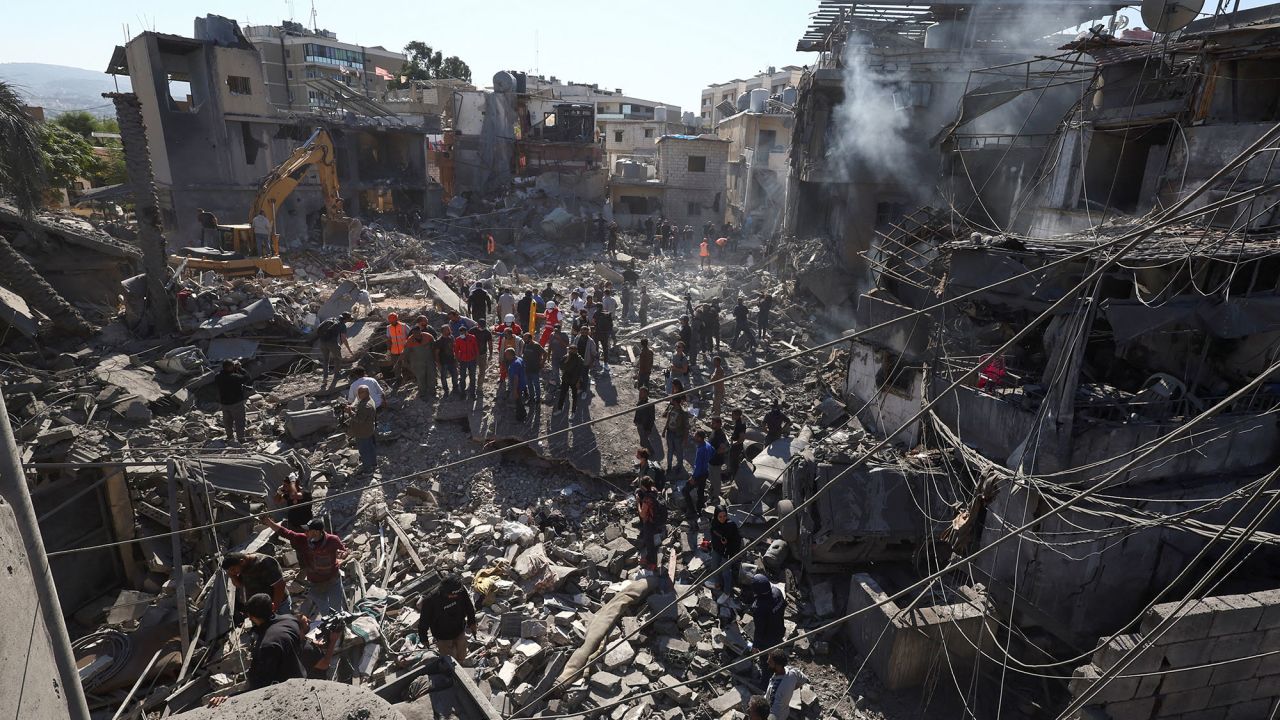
[{"x1": 250, "y1": 128, "x2": 347, "y2": 222}]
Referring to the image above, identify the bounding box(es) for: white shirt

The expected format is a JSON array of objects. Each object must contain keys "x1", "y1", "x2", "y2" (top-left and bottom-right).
[
  {"x1": 498, "y1": 293, "x2": 516, "y2": 318},
  {"x1": 571, "y1": 297, "x2": 587, "y2": 313},
  {"x1": 600, "y1": 295, "x2": 618, "y2": 314},
  {"x1": 348, "y1": 377, "x2": 385, "y2": 408},
  {"x1": 252, "y1": 214, "x2": 270, "y2": 235}
]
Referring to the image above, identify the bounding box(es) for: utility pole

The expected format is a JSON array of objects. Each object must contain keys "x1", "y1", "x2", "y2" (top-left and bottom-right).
[{"x1": 0, "y1": 391, "x2": 91, "y2": 720}]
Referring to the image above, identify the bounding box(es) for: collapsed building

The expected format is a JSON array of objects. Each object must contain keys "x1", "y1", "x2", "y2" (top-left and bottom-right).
[
  {"x1": 104, "y1": 15, "x2": 435, "y2": 245},
  {"x1": 779, "y1": 1, "x2": 1280, "y2": 718}
]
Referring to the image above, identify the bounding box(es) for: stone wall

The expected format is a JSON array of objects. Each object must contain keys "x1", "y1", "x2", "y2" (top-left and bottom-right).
[
  {"x1": 1071, "y1": 591, "x2": 1280, "y2": 720},
  {"x1": 845, "y1": 572, "x2": 994, "y2": 690}
]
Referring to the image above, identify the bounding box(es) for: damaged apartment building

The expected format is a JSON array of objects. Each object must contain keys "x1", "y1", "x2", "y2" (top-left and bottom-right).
[
  {"x1": 104, "y1": 14, "x2": 433, "y2": 245},
  {"x1": 785, "y1": 2, "x2": 1280, "y2": 718}
]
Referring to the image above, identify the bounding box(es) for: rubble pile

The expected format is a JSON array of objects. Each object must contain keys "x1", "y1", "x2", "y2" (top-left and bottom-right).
[{"x1": 2, "y1": 201, "x2": 894, "y2": 720}]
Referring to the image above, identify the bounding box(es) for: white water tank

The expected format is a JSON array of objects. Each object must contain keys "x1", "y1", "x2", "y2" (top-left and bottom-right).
[
  {"x1": 492, "y1": 71, "x2": 517, "y2": 93},
  {"x1": 749, "y1": 88, "x2": 769, "y2": 113},
  {"x1": 782, "y1": 86, "x2": 798, "y2": 107},
  {"x1": 736, "y1": 92, "x2": 750, "y2": 112},
  {"x1": 655, "y1": 105, "x2": 668, "y2": 123}
]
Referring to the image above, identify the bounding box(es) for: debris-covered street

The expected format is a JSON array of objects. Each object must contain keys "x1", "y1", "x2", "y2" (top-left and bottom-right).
[{"x1": 8, "y1": 2, "x2": 1280, "y2": 720}]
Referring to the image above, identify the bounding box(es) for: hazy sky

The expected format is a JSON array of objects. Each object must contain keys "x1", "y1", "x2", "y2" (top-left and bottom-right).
[
  {"x1": 5, "y1": 0, "x2": 1272, "y2": 113},
  {"x1": 0, "y1": 0, "x2": 818, "y2": 112}
]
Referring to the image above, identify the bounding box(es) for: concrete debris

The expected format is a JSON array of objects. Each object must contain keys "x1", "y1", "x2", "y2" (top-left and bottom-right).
[{"x1": 7, "y1": 188, "x2": 869, "y2": 720}]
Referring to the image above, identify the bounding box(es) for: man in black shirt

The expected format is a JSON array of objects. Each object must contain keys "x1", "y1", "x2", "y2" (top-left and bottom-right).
[
  {"x1": 435, "y1": 325, "x2": 457, "y2": 397},
  {"x1": 709, "y1": 415, "x2": 730, "y2": 503},
  {"x1": 633, "y1": 387, "x2": 657, "y2": 457},
  {"x1": 223, "y1": 551, "x2": 289, "y2": 613},
  {"x1": 419, "y1": 574, "x2": 476, "y2": 664},
  {"x1": 216, "y1": 360, "x2": 252, "y2": 444},
  {"x1": 468, "y1": 284, "x2": 493, "y2": 324},
  {"x1": 516, "y1": 290, "x2": 534, "y2": 329},
  {"x1": 206, "y1": 593, "x2": 305, "y2": 706}
]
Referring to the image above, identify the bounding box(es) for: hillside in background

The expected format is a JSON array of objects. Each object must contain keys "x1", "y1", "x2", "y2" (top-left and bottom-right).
[{"x1": 0, "y1": 62, "x2": 131, "y2": 116}]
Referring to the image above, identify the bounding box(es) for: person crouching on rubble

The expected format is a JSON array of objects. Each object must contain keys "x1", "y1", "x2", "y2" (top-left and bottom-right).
[
  {"x1": 418, "y1": 573, "x2": 477, "y2": 665},
  {"x1": 206, "y1": 593, "x2": 305, "y2": 707},
  {"x1": 347, "y1": 384, "x2": 377, "y2": 473},
  {"x1": 261, "y1": 515, "x2": 348, "y2": 617}
]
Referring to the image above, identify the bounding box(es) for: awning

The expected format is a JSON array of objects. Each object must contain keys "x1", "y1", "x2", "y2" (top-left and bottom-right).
[{"x1": 73, "y1": 184, "x2": 136, "y2": 205}]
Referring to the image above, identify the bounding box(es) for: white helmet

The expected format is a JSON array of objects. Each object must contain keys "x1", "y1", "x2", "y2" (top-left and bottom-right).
[
  {"x1": 504, "y1": 314, "x2": 515, "y2": 324},
  {"x1": 547, "y1": 300, "x2": 557, "y2": 310}
]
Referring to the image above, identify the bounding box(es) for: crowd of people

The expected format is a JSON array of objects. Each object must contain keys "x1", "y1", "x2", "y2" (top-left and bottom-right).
[{"x1": 207, "y1": 231, "x2": 807, "y2": 716}]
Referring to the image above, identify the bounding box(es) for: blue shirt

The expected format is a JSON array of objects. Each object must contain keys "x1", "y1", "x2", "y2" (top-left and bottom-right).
[
  {"x1": 508, "y1": 357, "x2": 527, "y2": 390},
  {"x1": 693, "y1": 440, "x2": 713, "y2": 477}
]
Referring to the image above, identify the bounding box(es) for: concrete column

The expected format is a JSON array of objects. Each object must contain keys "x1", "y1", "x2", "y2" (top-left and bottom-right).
[
  {"x1": 0, "y1": 391, "x2": 91, "y2": 720},
  {"x1": 109, "y1": 92, "x2": 176, "y2": 335}
]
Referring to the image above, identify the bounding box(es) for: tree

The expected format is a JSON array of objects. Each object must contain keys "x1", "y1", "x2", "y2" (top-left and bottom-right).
[
  {"x1": 390, "y1": 41, "x2": 471, "y2": 87},
  {"x1": 0, "y1": 80, "x2": 94, "y2": 336},
  {"x1": 439, "y1": 56, "x2": 472, "y2": 83},
  {"x1": 39, "y1": 123, "x2": 97, "y2": 190},
  {"x1": 0, "y1": 80, "x2": 47, "y2": 216},
  {"x1": 54, "y1": 110, "x2": 97, "y2": 138},
  {"x1": 91, "y1": 149, "x2": 128, "y2": 188}
]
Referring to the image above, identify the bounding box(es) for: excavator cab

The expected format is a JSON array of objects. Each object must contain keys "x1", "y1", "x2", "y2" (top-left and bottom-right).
[{"x1": 170, "y1": 127, "x2": 355, "y2": 278}]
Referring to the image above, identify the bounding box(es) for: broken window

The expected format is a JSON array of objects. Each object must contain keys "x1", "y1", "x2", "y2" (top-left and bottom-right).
[
  {"x1": 687, "y1": 201, "x2": 702, "y2": 216},
  {"x1": 614, "y1": 130, "x2": 623, "y2": 143},
  {"x1": 226, "y1": 76, "x2": 251, "y2": 95},
  {"x1": 758, "y1": 129, "x2": 777, "y2": 150},
  {"x1": 644, "y1": 128, "x2": 654, "y2": 138},
  {"x1": 875, "y1": 350, "x2": 917, "y2": 395},
  {"x1": 688, "y1": 155, "x2": 707, "y2": 172}
]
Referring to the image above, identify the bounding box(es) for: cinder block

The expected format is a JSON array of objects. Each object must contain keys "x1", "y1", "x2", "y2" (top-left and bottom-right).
[
  {"x1": 1161, "y1": 667, "x2": 1216, "y2": 694},
  {"x1": 1180, "y1": 708, "x2": 1229, "y2": 720},
  {"x1": 1210, "y1": 634, "x2": 1261, "y2": 664},
  {"x1": 1207, "y1": 679, "x2": 1258, "y2": 709},
  {"x1": 1136, "y1": 673, "x2": 1162, "y2": 699},
  {"x1": 1096, "y1": 634, "x2": 1166, "y2": 674},
  {"x1": 1251, "y1": 589, "x2": 1280, "y2": 630},
  {"x1": 1167, "y1": 642, "x2": 1214, "y2": 669},
  {"x1": 1209, "y1": 595, "x2": 1264, "y2": 637},
  {"x1": 1224, "y1": 699, "x2": 1275, "y2": 720},
  {"x1": 1144, "y1": 600, "x2": 1219, "y2": 644},
  {"x1": 1161, "y1": 687, "x2": 1214, "y2": 714},
  {"x1": 1256, "y1": 652, "x2": 1280, "y2": 678},
  {"x1": 1209, "y1": 658, "x2": 1261, "y2": 686},
  {"x1": 1253, "y1": 672, "x2": 1280, "y2": 699},
  {"x1": 1104, "y1": 695, "x2": 1156, "y2": 720}
]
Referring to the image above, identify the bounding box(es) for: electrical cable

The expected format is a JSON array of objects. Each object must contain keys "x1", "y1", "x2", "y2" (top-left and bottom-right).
[
  {"x1": 512, "y1": 121, "x2": 1280, "y2": 715},
  {"x1": 527, "y1": 353, "x2": 1280, "y2": 718}
]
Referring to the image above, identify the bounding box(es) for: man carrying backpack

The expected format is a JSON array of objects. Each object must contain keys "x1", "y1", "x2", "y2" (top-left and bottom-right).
[{"x1": 316, "y1": 312, "x2": 353, "y2": 389}]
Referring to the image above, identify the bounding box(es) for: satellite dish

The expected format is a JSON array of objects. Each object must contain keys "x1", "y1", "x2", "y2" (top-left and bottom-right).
[{"x1": 1141, "y1": 0, "x2": 1204, "y2": 33}]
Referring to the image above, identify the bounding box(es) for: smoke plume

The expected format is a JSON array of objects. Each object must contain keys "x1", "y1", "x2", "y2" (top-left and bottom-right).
[{"x1": 829, "y1": 36, "x2": 914, "y2": 186}]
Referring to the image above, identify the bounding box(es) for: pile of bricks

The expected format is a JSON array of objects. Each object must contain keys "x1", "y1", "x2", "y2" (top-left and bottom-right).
[{"x1": 1071, "y1": 591, "x2": 1280, "y2": 720}]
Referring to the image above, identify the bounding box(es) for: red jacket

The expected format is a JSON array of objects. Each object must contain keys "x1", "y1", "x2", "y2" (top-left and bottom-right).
[
  {"x1": 274, "y1": 526, "x2": 346, "y2": 583},
  {"x1": 454, "y1": 333, "x2": 479, "y2": 362}
]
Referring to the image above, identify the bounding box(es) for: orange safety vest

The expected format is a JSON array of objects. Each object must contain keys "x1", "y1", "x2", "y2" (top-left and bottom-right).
[
  {"x1": 700, "y1": 241, "x2": 710, "y2": 257},
  {"x1": 387, "y1": 321, "x2": 408, "y2": 355}
]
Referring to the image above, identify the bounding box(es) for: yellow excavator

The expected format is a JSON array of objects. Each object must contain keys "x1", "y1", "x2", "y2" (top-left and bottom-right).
[{"x1": 171, "y1": 127, "x2": 355, "y2": 277}]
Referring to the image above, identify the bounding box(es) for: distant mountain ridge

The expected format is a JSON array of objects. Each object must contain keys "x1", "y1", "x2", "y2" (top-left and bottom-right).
[{"x1": 0, "y1": 62, "x2": 132, "y2": 117}]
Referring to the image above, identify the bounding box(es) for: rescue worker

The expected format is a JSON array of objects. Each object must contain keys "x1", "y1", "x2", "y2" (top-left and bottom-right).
[
  {"x1": 418, "y1": 573, "x2": 477, "y2": 665},
  {"x1": 538, "y1": 301, "x2": 561, "y2": 346},
  {"x1": 385, "y1": 313, "x2": 409, "y2": 384}
]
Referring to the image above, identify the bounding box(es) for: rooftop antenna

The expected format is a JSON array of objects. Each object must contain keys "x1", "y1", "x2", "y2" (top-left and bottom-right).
[
  {"x1": 1141, "y1": 0, "x2": 1204, "y2": 32},
  {"x1": 309, "y1": 0, "x2": 318, "y2": 32}
]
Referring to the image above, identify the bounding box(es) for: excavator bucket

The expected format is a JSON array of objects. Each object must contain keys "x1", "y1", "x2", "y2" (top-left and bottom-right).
[{"x1": 322, "y1": 217, "x2": 359, "y2": 249}]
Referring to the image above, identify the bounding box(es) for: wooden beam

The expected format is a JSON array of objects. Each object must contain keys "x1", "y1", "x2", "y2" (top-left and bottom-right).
[{"x1": 384, "y1": 514, "x2": 425, "y2": 572}]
